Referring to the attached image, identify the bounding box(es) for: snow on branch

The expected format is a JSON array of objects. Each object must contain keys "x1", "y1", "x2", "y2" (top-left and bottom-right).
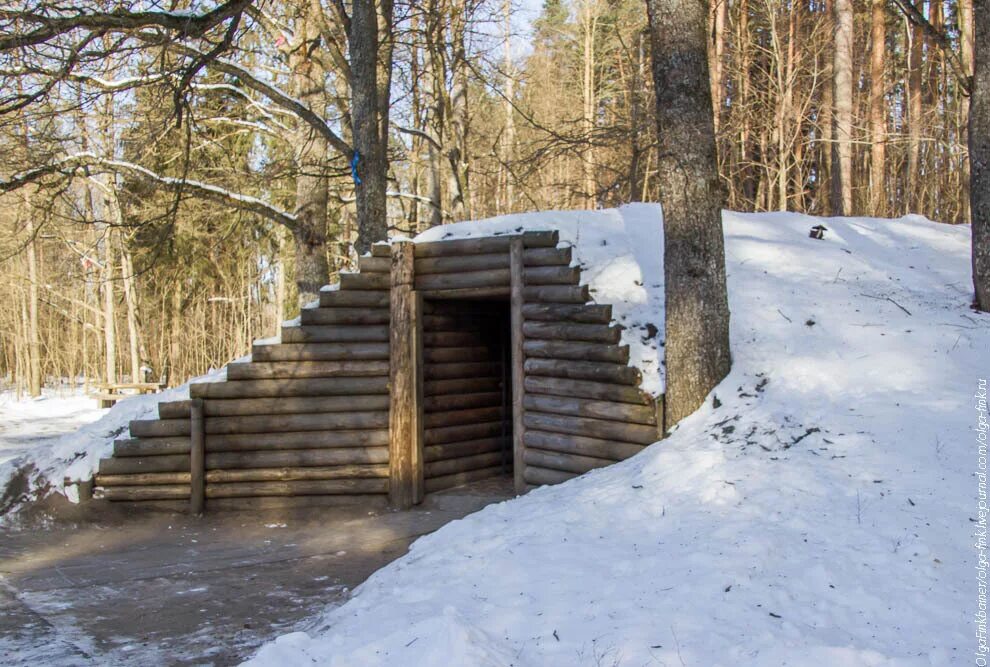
[{"x1": 1, "y1": 153, "x2": 298, "y2": 229}]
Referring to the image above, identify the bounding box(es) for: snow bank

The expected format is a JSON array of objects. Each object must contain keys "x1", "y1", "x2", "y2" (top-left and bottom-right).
[
  {"x1": 246, "y1": 209, "x2": 984, "y2": 666},
  {"x1": 0, "y1": 367, "x2": 228, "y2": 514},
  {"x1": 415, "y1": 204, "x2": 666, "y2": 395}
]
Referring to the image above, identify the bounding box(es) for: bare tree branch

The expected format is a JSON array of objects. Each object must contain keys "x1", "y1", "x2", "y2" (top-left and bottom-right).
[{"x1": 1, "y1": 153, "x2": 299, "y2": 229}]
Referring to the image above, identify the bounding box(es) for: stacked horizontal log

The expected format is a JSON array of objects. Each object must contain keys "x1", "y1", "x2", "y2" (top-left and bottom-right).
[
  {"x1": 93, "y1": 229, "x2": 664, "y2": 509},
  {"x1": 94, "y1": 256, "x2": 393, "y2": 507},
  {"x1": 422, "y1": 300, "x2": 511, "y2": 493},
  {"x1": 517, "y1": 244, "x2": 662, "y2": 488}
]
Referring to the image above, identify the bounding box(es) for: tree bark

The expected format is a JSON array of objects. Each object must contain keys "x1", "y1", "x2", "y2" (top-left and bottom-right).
[
  {"x1": 870, "y1": 0, "x2": 887, "y2": 217},
  {"x1": 907, "y1": 16, "x2": 923, "y2": 213},
  {"x1": 646, "y1": 0, "x2": 732, "y2": 426},
  {"x1": 288, "y1": 0, "x2": 330, "y2": 307},
  {"x1": 832, "y1": 0, "x2": 854, "y2": 216},
  {"x1": 351, "y1": 0, "x2": 390, "y2": 252},
  {"x1": 972, "y1": 0, "x2": 990, "y2": 310},
  {"x1": 24, "y1": 196, "x2": 41, "y2": 396}
]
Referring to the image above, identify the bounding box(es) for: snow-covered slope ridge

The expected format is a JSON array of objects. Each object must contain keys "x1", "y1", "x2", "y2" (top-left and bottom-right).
[{"x1": 247, "y1": 209, "x2": 984, "y2": 666}]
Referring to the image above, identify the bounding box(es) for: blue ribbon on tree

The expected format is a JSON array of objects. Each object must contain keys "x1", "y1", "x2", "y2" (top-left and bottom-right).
[{"x1": 351, "y1": 150, "x2": 362, "y2": 185}]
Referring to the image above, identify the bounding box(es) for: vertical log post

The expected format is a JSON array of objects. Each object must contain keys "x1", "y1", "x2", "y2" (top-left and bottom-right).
[
  {"x1": 389, "y1": 241, "x2": 424, "y2": 508},
  {"x1": 510, "y1": 237, "x2": 526, "y2": 493},
  {"x1": 190, "y1": 398, "x2": 205, "y2": 515}
]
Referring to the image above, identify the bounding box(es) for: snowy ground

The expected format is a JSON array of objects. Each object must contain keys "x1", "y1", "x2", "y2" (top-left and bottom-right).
[
  {"x1": 246, "y1": 208, "x2": 986, "y2": 666},
  {"x1": 0, "y1": 391, "x2": 106, "y2": 471},
  {"x1": 0, "y1": 369, "x2": 227, "y2": 514}
]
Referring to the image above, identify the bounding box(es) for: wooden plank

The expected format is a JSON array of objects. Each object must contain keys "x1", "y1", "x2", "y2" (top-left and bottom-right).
[
  {"x1": 415, "y1": 252, "x2": 508, "y2": 275},
  {"x1": 419, "y1": 287, "x2": 510, "y2": 300},
  {"x1": 251, "y1": 342, "x2": 390, "y2": 362},
  {"x1": 423, "y1": 437, "x2": 506, "y2": 463},
  {"x1": 301, "y1": 308, "x2": 390, "y2": 325},
  {"x1": 521, "y1": 302, "x2": 612, "y2": 323},
  {"x1": 225, "y1": 360, "x2": 390, "y2": 381},
  {"x1": 189, "y1": 399, "x2": 205, "y2": 514},
  {"x1": 414, "y1": 231, "x2": 557, "y2": 259},
  {"x1": 414, "y1": 268, "x2": 510, "y2": 291},
  {"x1": 371, "y1": 243, "x2": 391, "y2": 257},
  {"x1": 424, "y1": 421, "x2": 505, "y2": 445},
  {"x1": 523, "y1": 448, "x2": 615, "y2": 475},
  {"x1": 523, "y1": 340, "x2": 629, "y2": 364},
  {"x1": 99, "y1": 455, "x2": 190, "y2": 475},
  {"x1": 129, "y1": 419, "x2": 190, "y2": 438},
  {"x1": 319, "y1": 290, "x2": 390, "y2": 308},
  {"x1": 524, "y1": 358, "x2": 641, "y2": 385},
  {"x1": 340, "y1": 271, "x2": 390, "y2": 290},
  {"x1": 523, "y1": 465, "x2": 577, "y2": 486},
  {"x1": 200, "y1": 395, "x2": 390, "y2": 417},
  {"x1": 95, "y1": 472, "x2": 191, "y2": 486},
  {"x1": 522, "y1": 321, "x2": 621, "y2": 344},
  {"x1": 523, "y1": 394, "x2": 657, "y2": 426},
  {"x1": 523, "y1": 265, "x2": 580, "y2": 285},
  {"x1": 423, "y1": 406, "x2": 503, "y2": 429},
  {"x1": 510, "y1": 237, "x2": 526, "y2": 493},
  {"x1": 423, "y1": 331, "x2": 486, "y2": 347},
  {"x1": 423, "y1": 361, "x2": 500, "y2": 381},
  {"x1": 523, "y1": 411, "x2": 659, "y2": 445},
  {"x1": 524, "y1": 429, "x2": 644, "y2": 460},
  {"x1": 206, "y1": 447, "x2": 389, "y2": 468},
  {"x1": 204, "y1": 411, "x2": 388, "y2": 435},
  {"x1": 192, "y1": 376, "x2": 388, "y2": 399},
  {"x1": 388, "y1": 241, "x2": 423, "y2": 509},
  {"x1": 205, "y1": 464, "x2": 388, "y2": 482},
  {"x1": 205, "y1": 430, "x2": 388, "y2": 452},
  {"x1": 423, "y1": 346, "x2": 492, "y2": 363},
  {"x1": 522, "y1": 246, "x2": 571, "y2": 266},
  {"x1": 205, "y1": 478, "x2": 387, "y2": 498},
  {"x1": 114, "y1": 437, "x2": 190, "y2": 457},
  {"x1": 425, "y1": 451, "x2": 504, "y2": 478},
  {"x1": 424, "y1": 465, "x2": 504, "y2": 493},
  {"x1": 158, "y1": 400, "x2": 192, "y2": 419},
  {"x1": 358, "y1": 256, "x2": 390, "y2": 273},
  {"x1": 424, "y1": 376, "x2": 502, "y2": 396},
  {"x1": 522, "y1": 285, "x2": 590, "y2": 303},
  {"x1": 423, "y1": 391, "x2": 503, "y2": 412},
  {"x1": 281, "y1": 325, "x2": 389, "y2": 343},
  {"x1": 99, "y1": 485, "x2": 190, "y2": 501},
  {"x1": 524, "y1": 376, "x2": 651, "y2": 405}
]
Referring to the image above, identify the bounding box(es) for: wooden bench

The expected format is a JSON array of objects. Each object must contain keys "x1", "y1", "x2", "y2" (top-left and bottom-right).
[{"x1": 91, "y1": 382, "x2": 164, "y2": 409}]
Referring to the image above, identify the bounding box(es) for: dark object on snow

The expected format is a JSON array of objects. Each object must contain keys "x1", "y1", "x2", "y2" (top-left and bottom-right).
[{"x1": 809, "y1": 224, "x2": 827, "y2": 240}]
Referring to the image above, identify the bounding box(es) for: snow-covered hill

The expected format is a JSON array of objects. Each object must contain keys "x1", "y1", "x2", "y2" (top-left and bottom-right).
[{"x1": 245, "y1": 207, "x2": 985, "y2": 666}]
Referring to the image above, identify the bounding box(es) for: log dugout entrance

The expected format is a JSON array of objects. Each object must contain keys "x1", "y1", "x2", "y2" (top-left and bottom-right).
[
  {"x1": 91, "y1": 230, "x2": 662, "y2": 513},
  {"x1": 422, "y1": 299, "x2": 514, "y2": 493}
]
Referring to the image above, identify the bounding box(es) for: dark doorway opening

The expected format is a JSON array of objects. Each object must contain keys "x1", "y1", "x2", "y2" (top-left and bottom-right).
[{"x1": 422, "y1": 298, "x2": 514, "y2": 493}]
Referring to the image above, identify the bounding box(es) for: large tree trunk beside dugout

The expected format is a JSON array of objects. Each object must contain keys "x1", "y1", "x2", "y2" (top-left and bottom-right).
[
  {"x1": 645, "y1": 0, "x2": 732, "y2": 426},
  {"x1": 972, "y1": 0, "x2": 990, "y2": 311}
]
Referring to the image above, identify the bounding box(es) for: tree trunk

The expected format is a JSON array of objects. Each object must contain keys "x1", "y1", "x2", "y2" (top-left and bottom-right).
[
  {"x1": 24, "y1": 197, "x2": 41, "y2": 397},
  {"x1": 869, "y1": 0, "x2": 886, "y2": 217},
  {"x1": 351, "y1": 0, "x2": 390, "y2": 252},
  {"x1": 448, "y1": 0, "x2": 471, "y2": 221},
  {"x1": 101, "y1": 225, "x2": 116, "y2": 386},
  {"x1": 289, "y1": 0, "x2": 330, "y2": 307},
  {"x1": 646, "y1": 0, "x2": 732, "y2": 425},
  {"x1": 971, "y1": 0, "x2": 990, "y2": 310},
  {"x1": 832, "y1": 0, "x2": 854, "y2": 216},
  {"x1": 907, "y1": 17, "x2": 923, "y2": 213},
  {"x1": 963, "y1": 0, "x2": 976, "y2": 224},
  {"x1": 709, "y1": 0, "x2": 726, "y2": 134},
  {"x1": 581, "y1": 0, "x2": 598, "y2": 208}
]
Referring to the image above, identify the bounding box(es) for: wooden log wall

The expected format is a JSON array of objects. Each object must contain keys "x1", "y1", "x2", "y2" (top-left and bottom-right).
[
  {"x1": 93, "y1": 251, "x2": 394, "y2": 509},
  {"x1": 92, "y1": 229, "x2": 664, "y2": 511},
  {"x1": 421, "y1": 300, "x2": 511, "y2": 493}
]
